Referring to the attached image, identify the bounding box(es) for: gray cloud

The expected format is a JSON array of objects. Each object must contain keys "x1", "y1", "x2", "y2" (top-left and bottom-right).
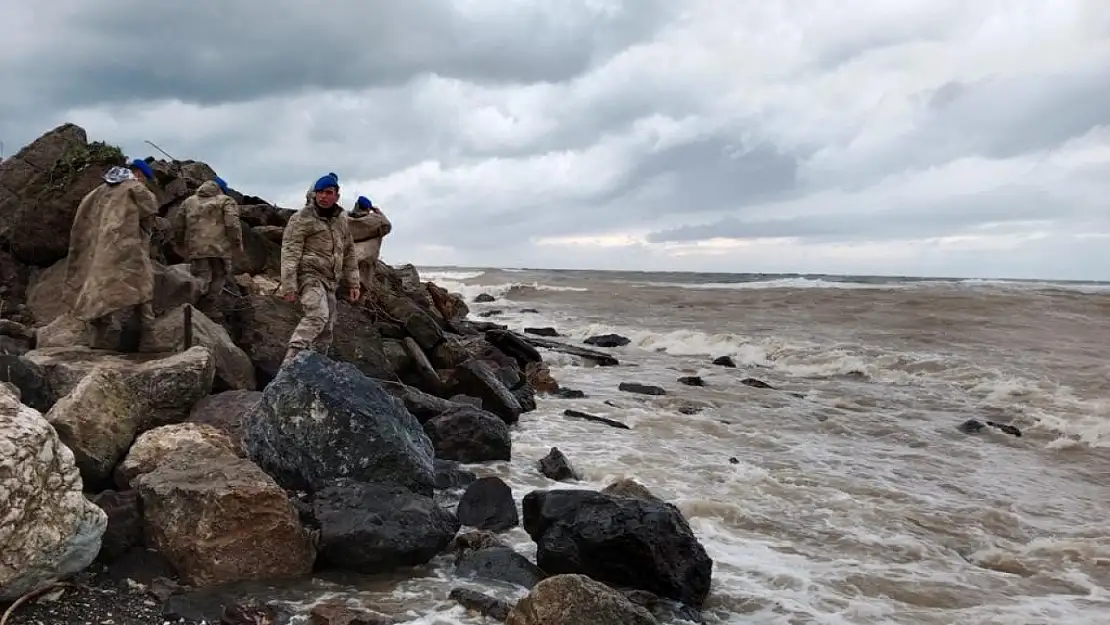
[{"x1": 1, "y1": 1, "x2": 1108, "y2": 279}]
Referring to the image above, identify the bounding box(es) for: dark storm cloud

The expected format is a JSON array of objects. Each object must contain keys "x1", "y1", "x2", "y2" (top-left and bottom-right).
[{"x1": 3, "y1": 0, "x2": 674, "y2": 111}]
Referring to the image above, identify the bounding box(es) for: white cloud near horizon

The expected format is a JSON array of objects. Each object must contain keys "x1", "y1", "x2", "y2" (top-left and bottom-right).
[{"x1": 2, "y1": 0, "x2": 1109, "y2": 280}]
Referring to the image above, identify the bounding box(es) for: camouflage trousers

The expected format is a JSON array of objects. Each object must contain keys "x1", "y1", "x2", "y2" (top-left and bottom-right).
[
  {"x1": 287, "y1": 280, "x2": 337, "y2": 354},
  {"x1": 358, "y1": 259, "x2": 376, "y2": 293},
  {"x1": 190, "y1": 257, "x2": 230, "y2": 300},
  {"x1": 87, "y1": 302, "x2": 154, "y2": 353}
]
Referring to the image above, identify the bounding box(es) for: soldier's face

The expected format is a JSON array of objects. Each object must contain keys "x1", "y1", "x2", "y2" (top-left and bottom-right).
[{"x1": 315, "y1": 187, "x2": 338, "y2": 209}]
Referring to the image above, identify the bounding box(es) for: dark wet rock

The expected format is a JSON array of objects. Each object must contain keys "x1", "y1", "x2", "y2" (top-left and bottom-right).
[
  {"x1": 524, "y1": 327, "x2": 560, "y2": 337},
  {"x1": 563, "y1": 408, "x2": 629, "y2": 430},
  {"x1": 312, "y1": 479, "x2": 460, "y2": 574},
  {"x1": 539, "y1": 447, "x2": 580, "y2": 482},
  {"x1": 484, "y1": 329, "x2": 542, "y2": 367},
  {"x1": 602, "y1": 479, "x2": 663, "y2": 503},
  {"x1": 712, "y1": 356, "x2": 736, "y2": 368},
  {"x1": 450, "y1": 587, "x2": 512, "y2": 622},
  {"x1": 452, "y1": 529, "x2": 509, "y2": 554},
  {"x1": 477, "y1": 309, "x2": 504, "y2": 318},
  {"x1": 387, "y1": 297, "x2": 444, "y2": 352},
  {"x1": 186, "y1": 389, "x2": 261, "y2": 454},
  {"x1": 506, "y1": 574, "x2": 658, "y2": 625},
  {"x1": 475, "y1": 293, "x2": 496, "y2": 303},
  {"x1": 522, "y1": 488, "x2": 713, "y2": 608},
  {"x1": 403, "y1": 336, "x2": 445, "y2": 395},
  {"x1": 385, "y1": 383, "x2": 464, "y2": 424},
  {"x1": 585, "y1": 333, "x2": 631, "y2": 348},
  {"x1": 990, "y1": 421, "x2": 1023, "y2": 437},
  {"x1": 520, "y1": 336, "x2": 619, "y2": 367},
  {"x1": 741, "y1": 377, "x2": 775, "y2": 389},
  {"x1": 424, "y1": 406, "x2": 512, "y2": 463},
  {"x1": 457, "y1": 476, "x2": 519, "y2": 532},
  {"x1": 678, "y1": 376, "x2": 705, "y2": 387},
  {"x1": 959, "y1": 418, "x2": 1023, "y2": 438},
  {"x1": 457, "y1": 547, "x2": 547, "y2": 590},
  {"x1": 513, "y1": 382, "x2": 538, "y2": 413},
  {"x1": 450, "y1": 394, "x2": 483, "y2": 408},
  {"x1": 307, "y1": 600, "x2": 395, "y2": 625},
  {"x1": 89, "y1": 489, "x2": 142, "y2": 564},
  {"x1": 678, "y1": 406, "x2": 704, "y2": 415},
  {"x1": 434, "y1": 459, "x2": 477, "y2": 491},
  {"x1": 242, "y1": 351, "x2": 436, "y2": 495},
  {"x1": 623, "y1": 589, "x2": 705, "y2": 625},
  {"x1": 520, "y1": 308, "x2": 540, "y2": 314},
  {"x1": 430, "y1": 336, "x2": 471, "y2": 370},
  {"x1": 728, "y1": 457, "x2": 740, "y2": 465},
  {"x1": 555, "y1": 388, "x2": 587, "y2": 399},
  {"x1": 448, "y1": 359, "x2": 523, "y2": 424},
  {"x1": 524, "y1": 361, "x2": 559, "y2": 394},
  {"x1": 619, "y1": 382, "x2": 667, "y2": 396},
  {"x1": 0, "y1": 353, "x2": 54, "y2": 412}
]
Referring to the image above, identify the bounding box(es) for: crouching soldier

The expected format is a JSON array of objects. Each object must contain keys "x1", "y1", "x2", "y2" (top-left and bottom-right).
[
  {"x1": 174, "y1": 176, "x2": 244, "y2": 314},
  {"x1": 279, "y1": 173, "x2": 360, "y2": 366},
  {"x1": 347, "y1": 195, "x2": 392, "y2": 294},
  {"x1": 64, "y1": 159, "x2": 161, "y2": 352}
]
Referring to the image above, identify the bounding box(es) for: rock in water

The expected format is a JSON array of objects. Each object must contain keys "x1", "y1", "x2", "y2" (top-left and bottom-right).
[
  {"x1": 0, "y1": 385, "x2": 108, "y2": 601},
  {"x1": 135, "y1": 453, "x2": 315, "y2": 587},
  {"x1": 539, "y1": 447, "x2": 580, "y2": 482},
  {"x1": 312, "y1": 479, "x2": 460, "y2": 574},
  {"x1": 423, "y1": 406, "x2": 512, "y2": 463},
  {"x1": 458, "y1": 476, "x2": 519, "y2": 532},
  {"x1": 242, "y1": 350, "x2": 436, "y2": 495},
  {"x1": 449, "y1": 359, "x2": 523, "y2": 424},
  {"x1": 522, "y1": 489, "x2": 713, "y2": 608},
  {"x1": 507, "y1": 574, "x2": 658, "y2": 625}
]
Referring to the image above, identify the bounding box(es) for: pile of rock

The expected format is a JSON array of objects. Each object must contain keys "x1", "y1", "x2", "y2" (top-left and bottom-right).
[{"x1": 0, "y1": 124, "x2": 715, "y2": 624}]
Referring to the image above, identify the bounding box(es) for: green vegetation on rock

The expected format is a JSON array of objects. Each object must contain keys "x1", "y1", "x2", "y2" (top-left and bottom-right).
[{"x1": 43, "y1": 141, "x2": 126, "y2": 193}]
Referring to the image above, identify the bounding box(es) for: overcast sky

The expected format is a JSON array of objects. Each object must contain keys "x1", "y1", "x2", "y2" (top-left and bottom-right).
[{"x1": 3, "y1": 1, "x2": 1109, "y2": 280}]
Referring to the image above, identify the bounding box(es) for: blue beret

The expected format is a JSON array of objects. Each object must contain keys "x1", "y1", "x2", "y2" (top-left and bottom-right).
[
  {"x1": 130, "y1": 159, "x2": 154, "y2": 180},
  {"x1": 213, "y1": 176, "x2": 229, "y2": 192},
  {"x1": 313, "y1": 174, "x2": 339, "y2": 192},
  {"x1": 356, "y1": 195, "x2": 372, "y2": 209}
]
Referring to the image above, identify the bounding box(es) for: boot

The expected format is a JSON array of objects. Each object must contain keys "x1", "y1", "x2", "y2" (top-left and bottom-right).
[{"x1": 281, "y1": 347, "x2": 301, "y2": 368}]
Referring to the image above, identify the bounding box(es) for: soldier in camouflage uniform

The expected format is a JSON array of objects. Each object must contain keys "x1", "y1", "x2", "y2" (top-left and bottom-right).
[{"x1": 173, "y1": 176, "x2": 243, "y2": 311}]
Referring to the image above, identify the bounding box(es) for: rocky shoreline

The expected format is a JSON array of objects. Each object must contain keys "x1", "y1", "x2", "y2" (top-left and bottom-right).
[{"x1": 0, "y1": 124, "x2": 726, "y2": 624}]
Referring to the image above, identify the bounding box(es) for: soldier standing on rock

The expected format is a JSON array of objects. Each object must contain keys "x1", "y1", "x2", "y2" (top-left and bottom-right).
[
  {"x1": 279, "y1": 173, "x2": 360, "y2": 366},
  {"x1": 173, "y1": 176, "x2": 244, "y2": 316},
  {"x1": 348, "y1": 195, "x2": 392, "y2": 296},
  {"x1": 63, "y1": 158, "x2": 161, "y2": 352}
]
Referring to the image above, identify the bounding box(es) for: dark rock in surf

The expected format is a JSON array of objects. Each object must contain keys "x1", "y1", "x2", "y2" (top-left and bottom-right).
[
  {"x1": 524, "y1": 327, "x2": 560, "y2": 337},
  {"x1": 448, "y1": 360, "x2": 523, "y2": 424},
  {"x1": 477, "y1": 309, "x2": 503, "y2": 318},
  {"x1": 242, "y1": 351, "x2": 436, "y2": 495},
  {"x1": 958, "y1": 418, "x2": 1023, "y2": 438},
  {"x1": 678, "y1": 376, "x2": 705, "y2": 387},
  {"x1": 563, "y1": 408, "x2": 629, "y2": 430},
  {"x1": 457, "y1": 547, "x2": 547, "y2": 590},
  {"x1": 520, "y1": 308, "x2": 540, "y2": 314},
  {"x1": 312, "y1": 479, "x2": 460, "y2": 574},
  {"x1": 485, "y1": 328, "x2": 543, "y2": 366},
  {"x1": 475, "y1": 293, "x2": 496, "y2": 303},
  {"x1": 450, "y1": 587, "x2": 512, "y2": 622},
  {"x1": 457, "y1": 476, "x2": 519, "y2": 532},
  {"x1": 424, "y1": 406, "x2": 512, "y2": 463},
  {"x1": 712, "y1": 356, "x2": 736, "y2": 368},
  {"x1": 741, "y1": 377, "x2": 774, "y2": 389},
  {"x1": 539, "y1": 447, "x2": 580, "y2": 482},
  {"x1": 619, "y1": 382, "x2": 667, "y2": 396},
  {"x1": 522, "y1": 488, "x2": 713, "y2": 608},
  {"x1": 555, "y1": 388, "x2": 587, "y2": 399},
  {"x1": 585, "y1": 333, "x2": 631, "y2": 348},
  {"x1": 989, "y1": 421, "x2": 1022, "y2": 437},
  {"x1": 434, "y1": 459, "x2": 477, "y2": 491},
  {"x1": 521, "y1": 336, "x2": 620, "y2": 367}
]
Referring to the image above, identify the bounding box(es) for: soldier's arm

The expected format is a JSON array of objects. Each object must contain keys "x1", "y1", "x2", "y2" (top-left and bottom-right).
[
  {"x1": 341, "y1": 223, "x2": 360, "y2": 289},
  {"x1": 223, "y1": 197, "x2": 244, "y2": 250},
  {"x1": 279, "y1": 213, "x2": 306, "y2": 296},
  {"x1": 131, "y1": 182, "x2": 160, "y2": 234}
]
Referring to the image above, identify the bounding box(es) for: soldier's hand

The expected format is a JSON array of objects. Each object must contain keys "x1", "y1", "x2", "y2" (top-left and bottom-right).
[
  {"x1": 348, "y1": 287, "x2": 361, "y2": 302},
  {"x1": 282, "y1": 293, "x2": 297, "y2": 303}
]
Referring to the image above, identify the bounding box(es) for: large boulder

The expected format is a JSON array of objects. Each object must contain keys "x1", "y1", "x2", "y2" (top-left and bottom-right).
[
  {"x1": 242, "y1": 351, "x2": 436, "y2": 495},
  {"x1": 0, "y1": 124, "x2": 126, "y2": 266},
  {"x1": 187, "y1": 390, "x2": 261, "y2": 454},
  {"x1": 142, "y1": 305, "x2": 257, "y2": 391},
  {"x1": 0, "y1": 353, "x2": 55, "y2": 412},
  {"x1": 423, "y1": 406, "x2": 512, "y2": 463},
  {"x1": 24, "y1": 345, "x2": 215, "y2": 426},
  {"x1": 507, "y1": 574, "x2": 658, "y2": 625},
  {"x1": 521, "y1": 489, "x2": 713, "y2": 608},
  {"x1": 457, "y1": 477, "x2": 519, "y2": 532},
  {"x1": 0, "y1": 385, "x2": 107, "y2": 601},
  {"x1": 447, "y1": 360, "x2": 523, "y2": 424},
  {"x1": 311, "y1": 479, "x2": 460, "y2": 574},
  {"x1": 135, "y1": 452, "x2": 315, "y2": 587},
  {"x1": 236, "y1": 294, "x2": 394, "y2": 385},
  {"x1": 45, "y1": 368, "x2": 144, "y2": 488},
  {"x1": 115, "y1": 422, "x2": 240, "y2": 490},
  {"x1": 0, "y1": 250, "x2": 30, "y2": 316}
]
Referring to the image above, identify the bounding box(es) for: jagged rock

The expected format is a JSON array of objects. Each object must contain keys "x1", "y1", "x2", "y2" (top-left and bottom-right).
[
  {"x1": 450, "y1": 587, "x2": 512, "y2": 622},
  {"x1": 242, "y1": 351, "x2": 436, "y2": 494},
  {"x1": 424, "y1": 406, "x2": 512, "y2": 463},
  {"x1": 0, "y1": 123, "x2": 125, "y2": 266},
  {"x1": 386, "y1": 297, "x2": 444, "y2": 352},
  {"x1": 403, "y1": 336, "x2": 445, "y2": 395},
  {"x1": 457, "y1": 547, "x2": 547, "y2": 590},
  {"x1": 142, "y1": 304, "x2": 257, "y2": 391},
  {"x1": 235, "y1": 294, "x2": 394, "y2": 385},
  {"x1": 602, "y1": 479, "x2": 662, "y2": 503},
  {"x1": 23, "y1": 345, "x2": 215, "y2": 427},
  {"x1": 89, "y1": 489, "x2": 142, "y2": 563},
  {"x1": 187, "y1": 390, "x2": 261, "y2": 454},
  {"x1": 585, "y1": 334, "x2": 631, "y2": 348},
  {"x1": 448, "y1": 359, "x2": 522, "y2": 424},
  {"x1": 522, "y1": 489, "x2": 712, "y2": 607},
  {"x1": 457, "y1": 476, "x2": 519, "y2": 532},
  {"x1": 0, "y1": 353, "x2": 54, "y2": 412},
  {"x1": 506, "y1": 574, "x2": 658, "y2": 625},
  {"x1": 116, "y1": 422, "x2": 239, "y2": 490},
  {"x1": 426, "y1": 283, "x2": 470, "y2": 323},
  {"x1": 135, "y1": 452, "x2": 315, "y2": 587},
  {"x1": 619, "y1": 382, "x2": 666, "y2": 396},
  {"x1": 312, "y1": 479, "x2": 460, "y2": 574},
  {"x1": 45, "y1": 367, "x2": 144, "y2": 488},
  {"x1": 539, "y1": 447, "x2": 580, "y2": 482},
  {"x1": 0, "y1": 385, "x2": 107, "y2": 601}
]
